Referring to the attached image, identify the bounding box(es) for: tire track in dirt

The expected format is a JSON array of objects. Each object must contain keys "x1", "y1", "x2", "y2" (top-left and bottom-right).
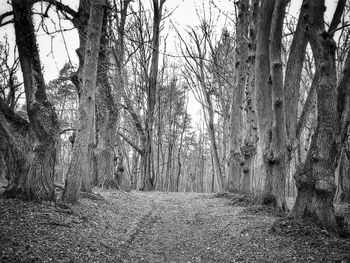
[
  {"x1": 121, "y1": 192, "x2": 244, "y2": 262},
  {"x1": 2, "y1": 186, "x2": 348, "y2": 262},
  {"x1": 117, "y1": 192, "x2": 350, "y2": 262},
  {"x1": 119, "y1": 200, "x2": 157, "y2": 246}
]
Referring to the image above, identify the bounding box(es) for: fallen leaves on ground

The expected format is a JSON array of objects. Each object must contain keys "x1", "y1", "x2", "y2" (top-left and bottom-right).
[{"x1": 0, "y1": 188, "x2": 349, "y2": 262}]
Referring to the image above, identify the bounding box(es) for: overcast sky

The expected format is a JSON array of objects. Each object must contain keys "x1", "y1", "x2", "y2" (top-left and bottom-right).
[
  {"x1": 0, "y1": 0, "x2": 235, "y2": 80},
  {"x1": 0, "y1": 0, "x2": 341, "y2": 123},
  {"x1": 0, "y1": 0, "x2": 341, "y2": 79}
]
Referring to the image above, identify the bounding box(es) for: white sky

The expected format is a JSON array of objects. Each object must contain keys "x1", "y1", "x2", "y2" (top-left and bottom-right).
[
  {"x1": 0, "y1": 0, "x2": 341, "y2": 124},
  {"x1": 0, "y1": 0, "x2": 235, "y2": 123},
  {"x1": 0, "y1": 0, "x2": 235, "y2": 79}
]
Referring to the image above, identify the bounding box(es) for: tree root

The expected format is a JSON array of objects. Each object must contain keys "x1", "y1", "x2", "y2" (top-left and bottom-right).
[{"x1": 79, "y1": 191, "x2": 105, "y2": 201}]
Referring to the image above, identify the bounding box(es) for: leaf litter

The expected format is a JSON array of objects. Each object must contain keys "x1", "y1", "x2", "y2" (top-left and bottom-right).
[{"x1": 0, "y1": 186, "x2": 349, "y2": 262}]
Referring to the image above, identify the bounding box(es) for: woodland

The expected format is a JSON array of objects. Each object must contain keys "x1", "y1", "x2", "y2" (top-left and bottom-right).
[{"x1": 0, "y1": 0, "x2": 350, "y2": 261}]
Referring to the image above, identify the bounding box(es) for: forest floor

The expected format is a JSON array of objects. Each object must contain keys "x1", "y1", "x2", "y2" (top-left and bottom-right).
[{"x1": 0, "y1": 184, "x2": 350, "y2": 262}]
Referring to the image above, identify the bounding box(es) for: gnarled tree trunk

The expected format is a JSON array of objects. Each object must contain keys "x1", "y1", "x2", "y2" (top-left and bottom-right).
[
  {"x1": 4, "y1": 0, "x2": 60, "y2": 202},
  {"x1": 62, "y1": 0, "x2": 106, "y2": 203},
  {"x1": 0, "y1": 99, "x2": 31, "y2": 198},
  {"x1": 291, "y1": 0, "x2": 341, "y2": 234},
  {"x1": 95, "y1": 7, "x2": 119, "y2": 189}
]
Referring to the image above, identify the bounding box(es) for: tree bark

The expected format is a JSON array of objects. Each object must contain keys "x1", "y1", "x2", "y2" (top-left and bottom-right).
[
  {"x1": 62, "y1": 0, "x2": 106, "y2": 203},
  {"x1": 0, "y1": 99, "x2": 30, "y2": 198},
  {"x1": 228, "y1": 0, "x2": 249, "y2": 194},
  {"x1": 254, "y1": 0, "x2": 275, "y2": 194},
  {"x1": 336, "y1": 50, "x2": 350, "y2": 159},
  {"x1": 165, "y1": 82, "x2": 175, "y2": 191},
  {"x1": 284, "y1": 0, "x2": 308, "y2": 143},
  {"x1": 291, "y1": 0, "x2": 341, "y2": 234},
  {"x1": 176, "y1": 112, "x2": 188, "y2": 192},
  {"x1": 140, "y1": 0, "x2": 165, "y2": 191},
  {"x1": 7, "y1": 0, "x2": 60, "y2": 202},
  {"x1": 296, "y1": 72, "x2": 318, "y2": 142},
  {"x1": 95, "y1": 6, "x2": 119, "y2": 189},
  {"x1": 206, "y1": 94, "x2": 224, "y2": 192},
  {"x1": 267, "y1": 0, "x2": 289, "y2": 211},
  {"x1": 335, "y1": 37, "x2": 350, "y2": 204},
  {"x1": 336, "y1": 148, "x2": 350, "y2": 203},
  {"x1": 242, "y1": 0, "x2": 259, "y2": 194},
  {"x1": 71, "y1": 0, "x2": 91, "y2": 96}
]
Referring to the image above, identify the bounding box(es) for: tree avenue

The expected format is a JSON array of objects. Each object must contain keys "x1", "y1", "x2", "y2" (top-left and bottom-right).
[{"x1": 0, "y1": 0, "x2": 349, "y2": 235}]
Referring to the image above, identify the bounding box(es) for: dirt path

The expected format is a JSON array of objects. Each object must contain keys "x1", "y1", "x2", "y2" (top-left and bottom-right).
[
  {"x1": 121, "y1": 192, "x2": 245, "y2": 262},
  {"x1": 1, "y1": 188, "x2": 349, "y2": 262},
  {"x1": 117, "y1": 192, "x2": 350, "y2": 262}
]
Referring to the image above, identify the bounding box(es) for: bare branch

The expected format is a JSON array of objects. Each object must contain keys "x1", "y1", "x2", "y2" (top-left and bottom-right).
[
  {"x1": 117, "y1": 131, "x2": 143, "y2": 155},
  {"x1": 0, "y1": 11, "x2": 13, "y2": 27},
  {"x1": 328, "y1": 0, "x2": 346, "y2": 34},
  {"x1": 30, "y1": 0, "x2": 78, "y2": 19},
  {"x1": 0, "y1": 96, "x2": 29, "y2": 128},
  {"x1": 329, "y1": 22, "x2": 350, "y2": 35}
]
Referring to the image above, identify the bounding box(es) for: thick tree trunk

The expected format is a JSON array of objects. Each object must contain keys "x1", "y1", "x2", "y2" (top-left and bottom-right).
[
  {"x1": 254, "y1": 0, "x2": 275, "y2": 194},
  {"x1": 242, "y1": 0, "x2": 259, "y2": 194},
  {"x1": 95, "y1": 7, "x2": 119, "y2": 189},
  {"x1": 291, "y1": 0, "x2": 340, "y2": 234},
  {"x1": 335, "y1": 51, "x2": 350, "y2": 204},
  {"x1": 253, "y1": 0, "x2": 291, "y2": 211},
  {"x1": 336, "y1": 148, "x2": 350, "y2": 203},
  {"x1": 296, "y1": 72, "x2": 318, "y2": 142},
  {"x1": 228, "y1": 0, "x2": 249, "y2": 194},
  {"x1": 336, "y1": 49, "x2": 350, "y2": 163},
  {"x1": 62, "y1": 0, "x2": 106, "y2": 203},
  {"x1": 283, "y1": 0, "x2": 309, "y2": 200},
  {"x1": 267, "y1": 0, "x2": 289, "y2": 211},
  {"x1": 8, "y1": 0, "x2": 59, "y2": 202},
  {"x1": 284, "y1": 0, "x2": 308, "y2": 143},
  {"x1": 100, "y1": 0, "x2": 131, "y2": 189},
  {"x1": 71, "y1": 0, "x2": 91, "y2": 95},
  {"x1": 0, "y1": 102, "x2": 30, "y2": 198}
]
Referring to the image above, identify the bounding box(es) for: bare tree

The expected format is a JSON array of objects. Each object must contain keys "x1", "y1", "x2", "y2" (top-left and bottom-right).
[
  {"x1": 291, "y1": 0, "x2": 347, "y2": 234},
  {"x1": 95, "y1": 0, "x2": 132, "y2": 189},
  {"x1": 179, "y1": 17, "x2": 225, "y2": 192},
  {"x1": 227, "y1": 0, "x2": 250, "y2": 194},
  {"x1": 0, "y1": 0, "x2": 59, "y2": 201},
  {"x1": 62, "y1": 0, "x2": 106, "y2": 203}
]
